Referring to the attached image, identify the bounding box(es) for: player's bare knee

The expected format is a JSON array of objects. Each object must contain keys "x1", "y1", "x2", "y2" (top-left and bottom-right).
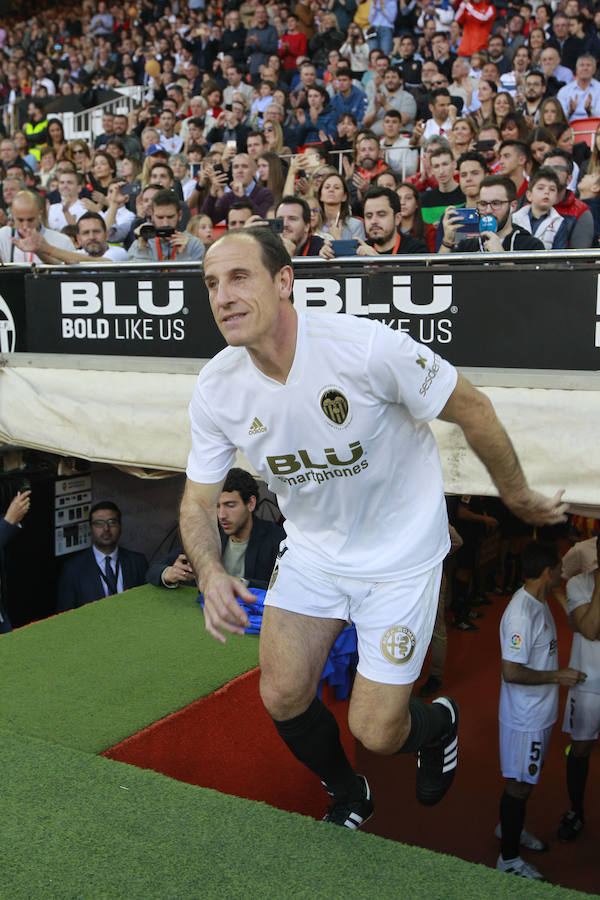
[
  {"x1": 259, "y1": 669, "x2": 314, "y2": 720},
  {"x1": 349, "y1": 708, "x2": 410, "y2": 755}
]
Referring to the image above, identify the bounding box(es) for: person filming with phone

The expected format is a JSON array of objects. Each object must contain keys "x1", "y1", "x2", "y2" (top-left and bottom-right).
[
  {"x1": 127, "y1": 190, "x2": 205, "y2": 261},
  {"x1": 439, "y1": 175, "x2": 545, "y2": 253}
]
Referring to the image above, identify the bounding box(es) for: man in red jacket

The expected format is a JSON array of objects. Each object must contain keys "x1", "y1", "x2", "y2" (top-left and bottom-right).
[{"x1": 456, "y1": 0, "x2": 495, "y2": 57}]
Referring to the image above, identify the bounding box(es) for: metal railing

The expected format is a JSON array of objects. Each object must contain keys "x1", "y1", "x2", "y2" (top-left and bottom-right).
[{"x1": 55, "y1": 86, "x2": 145, "y2": 144}]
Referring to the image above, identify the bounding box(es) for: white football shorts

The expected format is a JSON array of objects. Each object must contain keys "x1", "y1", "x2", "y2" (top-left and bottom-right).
[
  {"x1": 563, "y1": 688, "x2": 600, "y2": 741},
  {"x1": 499, "y1": 722, "x2": 553, "y2": 784},
  {"x1": 265, "y1": 543, "x2": 442, "y2": 685}
]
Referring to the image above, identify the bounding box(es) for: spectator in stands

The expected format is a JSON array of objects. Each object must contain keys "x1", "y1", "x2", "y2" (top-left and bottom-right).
[
  {"x1": 368, "y1": 0, "x2": 398, "y2": 56},
  {"x1": 276, "y1": 195, "x2": 325, "y2": 256},
  {"x1": 497, "y1": 139, "x2": 529, "y2": 203},
  {"x1": 257, "y1": 152, "x2": 286, "y2": 207},
  {"x1": 379, "y1": 109, "x2": 420, "y2": 176},
  {"x1": 45, "y1": 118, "x2": 69, "y2": 163},
  {"x1": 295, "y1": 84, "x2": 338, "y2": 144},
  {"x1": 279, "y1": 14, "x2": 308, "y2": 75},
  {"x1": 93, "y1": 112, "x2": 116, "y2": 150},
  {"x1": 519, "y1": 71, "x2": 546, "y2": 126},
  {"x1": 245, "y1": 5, "x2": 279, "y2": 82},
  {"x1": 468, "y1": 78, "x2": 497, "y2": 126},
  {"x1": 201, "y1": 152, "x2": 274, "y2": 224},
  {"x1": 422, "y1": 87, "x2": 454, "y2": 140},
  {"x1": 317, "y1": 171, "x2": 366, "y2": 244},
  {"x1": 263, "y1": 118, "x2": 293, "y2": 157},
  {"x1": 356, "y1": 184, "x2": 429, "y2": 254},
  {"x1": 439, "y1": 174, "x2": 545, "y2": 252},
  {"x1": 187, "y1": 214, "x2": 215, "y2": 251},
  {"x1": 246, "y1": 131, "x2": 267, "y2": 163},
  {"x1": 16, "y1": 211, "x2": 128, "y2": 263},
  {"x1": 421, "y1": 146, "x2": 465, "y2": 225},
  {"x1": 455, "y1": 0, "x2": 495, "y2": 58},
  {"x1": 511, "y1": 167, "x2": 568, "y2": 249},
  {"x1": 448, "y1": 117, "x2": 477, "y2": 158},
  {"x1": 557, "y1": 54, "x2": 600, "y2": 122},
  {"x1": 397, "y1": 181, "x2": 437, "y2": 251},
  {"x1": 500, "y1": 113, "x2": 531, "y2": 145},
  {"x1": 0, "y1": 190, "x2": 74, "y2": 264},
  {"x1": 329, "y1": 67, "x2": 368, "y2": 124},
  {"x1": 146, "y1": 469, "x2": 284, "y2": 591},
  {"x1": 47, "y1": 170, "x2": 87, "y2": 231},
  {"x1": 227, "y1": 200, "x2": 256, "y2": 230},
  {"x1": 112, "y1": 114, "x2": 142, "y2": 160},
  {"x1": 206, "y1": 103, "x2": 250, "y2": 152},
  {"x1": 57, "y1": 501, "x2": 147, "y2": 613},
  {"x1": 23, "y1": 98, "x2": 48, "y2": 161},
  {"x1": 527, "y1": 127, "x2": 557, "y2": 174},
  {"x1": 128, "y1": 190, "x2": 205, "y2": 262},
  {"x1": 542, "y1": 148, "x2": 595, "y2": 248},
  {"x1": 0, "y1": 489, "x2": 31, "y2": 635},
  {"x1": 339, "y1": 23, "x2": 370, "y2": 79},
  {"x1": 363, "y1": 65, "x2": 417, "y2": 136}
]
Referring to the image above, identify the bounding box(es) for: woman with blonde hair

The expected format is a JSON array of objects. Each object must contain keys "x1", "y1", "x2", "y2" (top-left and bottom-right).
[
  {"x1": 69, "y1": 139, "x2": 93, "y2": 176},
  {"x1": 262, "y1": 119, "x2": 291, "y2": 156},
  {"x1": 539, "y1": 96, "x2": 568, "y2": 129}
]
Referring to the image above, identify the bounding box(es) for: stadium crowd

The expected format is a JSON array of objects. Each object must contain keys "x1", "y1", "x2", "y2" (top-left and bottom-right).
[{"x1": 1, "y1": 0, "x2": 600, "y2": 258}]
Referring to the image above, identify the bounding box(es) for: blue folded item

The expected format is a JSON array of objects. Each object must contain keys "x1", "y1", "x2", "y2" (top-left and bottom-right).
[{"x1": 197, "y1": 592, "x2": 358, "y2": 699}]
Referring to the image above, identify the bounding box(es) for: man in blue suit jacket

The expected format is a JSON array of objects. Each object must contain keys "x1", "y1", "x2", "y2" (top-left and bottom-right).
[
  {"x1": 57, "y1": 500, "x2": 147, "y2": 612},
  {"x1": 1, "y1": 489, "x2": 31, "y2": 633},
  {"x1": 146, "y1": 469, "x2": 284, "y2": 591}
]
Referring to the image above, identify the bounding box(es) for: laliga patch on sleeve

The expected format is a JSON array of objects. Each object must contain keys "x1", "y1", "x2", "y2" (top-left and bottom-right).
[{"x1": 510, "y1": 633, "x2": 523, "y2": 651}]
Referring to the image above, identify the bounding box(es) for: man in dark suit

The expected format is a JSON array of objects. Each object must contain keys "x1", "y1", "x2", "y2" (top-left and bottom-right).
[
  {"x1": 146, "y1": 469, "x2": 284, "y2": 591},
  {"x1": 1, "y1": 489, "x2": 31, "y2": 634},
  {"x1": 201, "y1": 153, "x2": 274, "y2": 225},
  {"x1": 57, "y1": 501, "x2": 147, "y2": 612}
]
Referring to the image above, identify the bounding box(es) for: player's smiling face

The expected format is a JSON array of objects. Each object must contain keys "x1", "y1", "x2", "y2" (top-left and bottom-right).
[{"x1": 203, "y1": 233, "x2": 292, "y2": 349}]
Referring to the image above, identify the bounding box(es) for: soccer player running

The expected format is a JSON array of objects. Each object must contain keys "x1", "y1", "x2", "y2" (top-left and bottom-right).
[
  {"x1": 181, "y1": 226, "x2": 568, "y2": 828},
  {"x1": 497, "y1": 541, "x2": 586, "y2": 881},
  {"x1": 558, "y1": 534, "x2": 600, "y2": 843}
]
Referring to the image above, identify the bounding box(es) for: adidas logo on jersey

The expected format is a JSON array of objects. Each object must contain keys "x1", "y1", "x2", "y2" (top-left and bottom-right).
[{"x1": 248, "y1": 417, "x2": 268, "y2": 435}]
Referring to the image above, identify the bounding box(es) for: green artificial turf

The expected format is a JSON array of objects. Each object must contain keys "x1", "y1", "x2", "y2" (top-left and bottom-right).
[
  {"x1": 0, "y1": 586, "x2": 259, "y2": 753},
  {"x1": 2, "y1": 728, "x2": 593, "y2": 900}
]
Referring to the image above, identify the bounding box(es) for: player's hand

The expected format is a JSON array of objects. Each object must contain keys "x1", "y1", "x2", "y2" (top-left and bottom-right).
[
  {"x1": 4, "y1": 490, "x2": 31, "y2": 526},
  {"x1": 202, "y1": 571, "x2": 257, "y2": 643},
  {"x1": 556, "y1": 667, "x2": 586, "y2": 686},
  {"x1": 503, "y1": 488, "x2": 569, "y2": 526},
  {"x1": 163, "y1": 553, "x2": 194, "y2": 585}
]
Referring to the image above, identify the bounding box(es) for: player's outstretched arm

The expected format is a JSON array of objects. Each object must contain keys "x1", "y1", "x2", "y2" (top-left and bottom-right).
[
  {"x1": 438, "y1": 374, "x2": 568, "y2": 526},
  {"x1": 180, "y1": 478, "x2": 256, "y2": 643}
]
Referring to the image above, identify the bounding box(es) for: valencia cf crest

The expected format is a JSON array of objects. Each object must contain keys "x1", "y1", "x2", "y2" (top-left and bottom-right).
[{"x1": 320, "y1": 389, "x2": 349, "y2": 425}]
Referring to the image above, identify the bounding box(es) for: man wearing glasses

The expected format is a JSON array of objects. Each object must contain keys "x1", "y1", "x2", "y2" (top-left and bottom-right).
[
  {"x1": 439, "y1": 175, "x2": 544, "y2": 252},
  {"x1": 57, "y1": 502, "x2": 147, "y2": 612}
]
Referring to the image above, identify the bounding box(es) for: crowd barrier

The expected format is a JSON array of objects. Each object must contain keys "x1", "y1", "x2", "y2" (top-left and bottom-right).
[{"x1": 1, "y1": 252, "x2": 599, "y2": 375}]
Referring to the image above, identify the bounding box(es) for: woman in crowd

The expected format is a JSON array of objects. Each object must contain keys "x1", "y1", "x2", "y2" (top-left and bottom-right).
[
  {"x1": 539, "y1": 96, "x2": 568, "y2": 129},
  {"x1": 397, "y1": 181, "x2": 436, "y2": 252},
  {"x1": 500, "y1": 112, "x2": 530, "y2": 143},
  {"x1": 317, "y1": 171, "x2": 365, "y2": 240},
  {"x1": 339, "y1": 22, "x2": 370, "y2": 78},
  {"x1": 106, "y1": 138, "x2": 126, "y2": 176},
  {"x1": 45, "y1": 118, "x2": 69, "y2": 162},
  {"x1": 69, "y1": 140, "x2": 93, "y2": 177},
  {"x1": 263, "y1": 119, "x2": 292, "y2": 157},
  {"x1": 492, "y1": 92, "x2": 515, "y2": 127},
  {"x1": 469, "y1": 79, "x2": 497, "y2": 125},
  {"x1": 87, "y1": 150, "x2": 116, "y2": 204},
  {"x1": 526, "y1": 26, "x2": 546, "y2": 68},
  {"x1": 257, "y1": 151, "x2": 286, "y2": 207},
  {"x1": 449, "y1": 118, "x2": 477, "y2": 158},
  {"x1": 202, "y1": 82, "x2": 224, "y2": 136},
  {"x1": 577, "y1": 121, "x2": 600, "y2": 182},
  {"x1": 13, "y1": 130, "x2": 39, "y2": 171},
  {"x1": 527, "y1": 126, "x2": 556, "y2": 173},
  {"x1": 295, "y1": 84, "x2": 337, "y2": 146},
  {"x1": 548, "y1": 121, "x2": 588, "y2": 186}
]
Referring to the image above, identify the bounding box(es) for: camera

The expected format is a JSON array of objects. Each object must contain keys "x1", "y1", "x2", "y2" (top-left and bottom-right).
[
  {"x1": 139, "y1": 224, "x2": 176, "y2": 240},
  {"x1": 268, "y1": 218, "x2": 284, "y2": 233}
]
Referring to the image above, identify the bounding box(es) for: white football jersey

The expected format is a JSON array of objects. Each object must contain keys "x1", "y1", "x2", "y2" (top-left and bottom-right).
[
  {"x1": 499, "y1": 587, "x2": 559, "y2": 731},
  {"x1": 187, "y1": 311, "x2": 457, "y2": 580},
  {"x1": 566, "y1": 572, "x2": 600, "y2": 693}
]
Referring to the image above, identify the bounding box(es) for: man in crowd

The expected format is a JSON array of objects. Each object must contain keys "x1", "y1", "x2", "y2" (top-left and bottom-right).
[
  {"x1": 380, "y1": 110, "x2": 420, "y2": 177},
  {"x1": 57, "y1": 501, "x2": 147, "y2": 612},
  {"x1": 542, "y1": 149, "x2": 595, "y2": 249},
  {"x1": 47, "y1": 170, "x2": 87, "y2": 231},
  {"x1": 14, "y1": 211, "x2": 128, "y2": 262},
  {"x1": 223, "y1": 63, "x2": 254, "y2": 108},
  {"x1": 147, "y1": 468, "x2": 284, "y2": 591},
  {"x1": 421, "y1": 146, "x2": 465, "y2": 225},
  {"x1": 422, "y1": 87, "x2": 454, "y2": 140},
  {"x1": 206, "y1": 102, "x2": 250, "y2": 152},
  {"x1": 356, "y1": 185, "x2": 429, "y2": 254},
  {"x1": 276, "y1": 196, "x2": 324, "y2": 256},
  {"x1": 557, "y1": 54, "x2": 600, "y2": 122},
  {"x1": 202, "y1": 153, "x2": 273, "y2": 224},
  {"x1": 245, "y1": 5, "x2": 278, "y2": 82},
  {"x1": 0, "y1": 190, "x2": 74, "y2": 263},
  {"x1": 181, "y1": 222, "x2": 567, "y2": 832},
  {"x1": 363, "y1": 66, "x2": 417, "y2": 136},
  {"x1": 497, "y1": 541, "x2": 585, "y2": 881},
  {"x1": 329, "y1": 68, "x2": 368, "y2": 124},
  {"x1": 227, "y1": 200, "x2": 256, "y2": 230},
  {"x1": 439, "y1": 175, "x2": 545, "y2": 252},
  {"x1": 497, "y1": 140, "x2": 529, "y2": 203},
  {"x1": 158, "y1": 108, "x2": 184, "y2": 154},
  {"x1": 557, "y1": 535, "x2": 600, "y2": 843},
  {"x1": 128, "y1": 190, "x2": 205, "y2": 261},
  {"x1": 518, "y1": 71, "x2": 546, "y2": 125},
  {"x1": 540, "y1": 46, "x2": 574, "y2": 96}
]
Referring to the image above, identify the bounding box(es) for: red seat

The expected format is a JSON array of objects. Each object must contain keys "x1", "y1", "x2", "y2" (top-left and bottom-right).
[{"x1": 571, "y1": 117, "x2": 600, "y2": 148}]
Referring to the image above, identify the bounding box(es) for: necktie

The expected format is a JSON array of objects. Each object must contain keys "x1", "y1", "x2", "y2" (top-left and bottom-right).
[{"x1": 104, "y1": 556, "x2": 118, "y2": 596}]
